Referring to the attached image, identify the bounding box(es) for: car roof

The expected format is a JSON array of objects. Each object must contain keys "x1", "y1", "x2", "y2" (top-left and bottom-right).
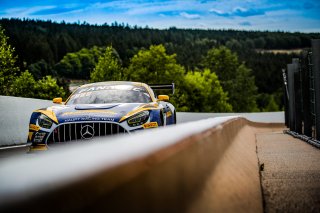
[{"x1": 79, "y1": 81, "x2": 147, "y2": 88}]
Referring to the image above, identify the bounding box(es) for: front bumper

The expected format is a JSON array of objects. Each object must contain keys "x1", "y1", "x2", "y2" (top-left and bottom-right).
[{"x1": 29, "y1": 120, "x2": 159, "y2": 145}]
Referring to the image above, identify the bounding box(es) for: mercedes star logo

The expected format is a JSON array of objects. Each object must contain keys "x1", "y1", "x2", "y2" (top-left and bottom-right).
[{"x1": 80, "y1": 125, "x2": 95, "y2": 139}]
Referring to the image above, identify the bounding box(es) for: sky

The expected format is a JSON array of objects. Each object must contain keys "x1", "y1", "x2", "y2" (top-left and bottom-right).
[{"x1": 0, "y1": 0, "x2": 319, "y2": 32}]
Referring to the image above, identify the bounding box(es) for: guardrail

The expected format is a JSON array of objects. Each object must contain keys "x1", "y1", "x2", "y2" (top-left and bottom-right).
[
  {"x1": 283, "y1": 39, "x2": 320, "y2": 147},
  {"x1": 0, "y1": 116, "x2": 284, "y2": 213}
]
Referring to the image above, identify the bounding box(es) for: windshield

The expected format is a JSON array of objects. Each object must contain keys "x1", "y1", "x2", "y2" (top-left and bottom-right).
[{"x1": 66, "y1": 84, "x2": 152, "y2": 105}]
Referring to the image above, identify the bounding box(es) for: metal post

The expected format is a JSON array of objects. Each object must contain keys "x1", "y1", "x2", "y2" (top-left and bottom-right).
[
  {"x1": 282, "y1": 69, "x2": 289, "y2": 127},
  {"x1": 292, "y1": 58, "x2": 302, "y2": 134},
  {"x1": 287, "y1": 63, "x2": 295, "y2": 131},
  {"x1": 312, "y1": 39, "x2": 320, "y2": 140},
  {"x1": 301, "y1": 51, "x2": 312, "y2": 137}
]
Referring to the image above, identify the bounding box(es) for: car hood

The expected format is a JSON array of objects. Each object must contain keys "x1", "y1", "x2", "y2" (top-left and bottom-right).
[{"x1": 43, "y1": 103, "x2": 152, "y2": 123}]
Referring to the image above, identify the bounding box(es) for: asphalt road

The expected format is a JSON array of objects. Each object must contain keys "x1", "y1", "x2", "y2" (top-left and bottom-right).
[
  {"x1": 177, "y1": 112, "x2": 284, "y2": 124},
  {"x1": 0, "y1": 145, "x2": 31, "y2": 159},
  {"x1": 257, "y1": 132, "x2": 320, "y2": 212}
]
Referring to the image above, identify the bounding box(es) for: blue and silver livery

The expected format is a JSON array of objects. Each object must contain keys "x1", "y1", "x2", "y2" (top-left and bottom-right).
[{"x1": 28, "y1": 81, "x2": 176, "y2": 146}]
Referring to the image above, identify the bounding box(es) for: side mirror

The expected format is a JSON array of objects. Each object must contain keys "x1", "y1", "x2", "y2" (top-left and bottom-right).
[
  {"x1": 158, "y1": 95, "x2": 169, "y2": 101},
  {"x1": 53, "y1": 97, "x2": 63, "y2": 104}
]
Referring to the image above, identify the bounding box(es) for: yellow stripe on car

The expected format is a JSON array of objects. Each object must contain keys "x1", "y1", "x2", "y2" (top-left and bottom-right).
[
  {"x1": 28, "y1": 132, "x2": 33, "y2": 141},
  {"x1": 35, "y1": 109, "x2": 58, "y2": 123},
  {"x1": 119, "y1": 105, "x2": 160, "y2": 122},
  {"x1": 29, "y1": 124, "x2": 40, "y2": 131}
]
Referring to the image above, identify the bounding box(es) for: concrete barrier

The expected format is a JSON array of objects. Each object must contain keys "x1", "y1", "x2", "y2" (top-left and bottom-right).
[
  {"x1": 0, "y1": 116, "x2": 284, "y2": 212},
  {"x1": 0, "y1": 96, "x2": 52, "y2": 146}
]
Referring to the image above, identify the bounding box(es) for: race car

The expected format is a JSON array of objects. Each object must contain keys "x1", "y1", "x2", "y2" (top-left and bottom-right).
[{"x1": 28, "y1": 81, "x2": 176, "y2": 146}]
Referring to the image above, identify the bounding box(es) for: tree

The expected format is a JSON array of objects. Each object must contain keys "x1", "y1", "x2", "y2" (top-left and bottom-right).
[
  {"x1": 28, "y1": 59, "x2": 55, "y2": 80},
  {"x1": 177, "y1": 69, "x2": 232, "y2": 112},
  {"x1": 0, "y1": 25, "x2": 19, "y2": 95},
  {"x1": 125, "y1": 44, "x2": 186, "y2": 109},
  {"x1": 203, "y1": 46, "x2": 239, "y2": 83},
  {"x1": 257, "y1": 93, "x2": 280, "y2": 112},
  {"x1": 55, "y1": 46, "x2": 104, "y2": 79},
  {"x1": 125, "y1": 44, "x2": 185, "y2": 84},
  {"x1": 90, "y1": 46, "x2": 123, "y2": 82},
  {"x1": 203, "y1": 46, "x2": 258, "y2": 112},
  {"x1": 55, "y1": 52, "x2": 82, "y2": 78},
  {"x1": 1, "y1": 25, "x2": 66, "y2": 99},
  {"x1": 11, "y1": 71, "x2": 66, "y2": 99},
  {"x1": 230, "y1": 64, "x2": 258, "y2": 112},
  {"x1": 34, "y1": 76, "x2": 66, "y2": 99},
  {"x1": 11, "y1": 71, "x2": 36, "y2": 97}
]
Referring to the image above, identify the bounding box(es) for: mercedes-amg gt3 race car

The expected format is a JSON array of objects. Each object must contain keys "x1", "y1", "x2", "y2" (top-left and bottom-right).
[{"x1": 28, "y1": 81, "x2": 176, "y2": 146}]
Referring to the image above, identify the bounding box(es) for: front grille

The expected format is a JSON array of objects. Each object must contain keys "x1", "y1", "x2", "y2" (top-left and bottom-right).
[{"x1": 47, "y1": 122, "x2": 127, "y2": 144}]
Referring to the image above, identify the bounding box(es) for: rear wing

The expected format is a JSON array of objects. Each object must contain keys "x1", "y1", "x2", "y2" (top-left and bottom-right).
[{"x1": 149, "y1": 83, "x2": 175, "y2": 95}]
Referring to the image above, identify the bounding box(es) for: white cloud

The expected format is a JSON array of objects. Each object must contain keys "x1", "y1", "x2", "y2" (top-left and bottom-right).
[
  {"x1": 4, "y1": 5, "x2": 55, "y2": 16},
  {"x1": 209, "y1": 8, "x2": 225, "y2": 15},
  {"x1": 180, "y1": 12, "x2": 201, "y2": 20}
]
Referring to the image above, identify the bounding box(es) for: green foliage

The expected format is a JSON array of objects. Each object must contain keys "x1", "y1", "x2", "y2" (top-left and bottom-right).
[
  {"x1": 0, "y1": 25, "x2": 19, "y2": 95},
  {"x1": 90, "y1": 46, "x2": 123, "y2": 82},
  {"x1": 177, "y1": 69, "x2": 232, "y2": 112},
  {"x1": 55, "y1": 46, "x2": 104, "y2": 79},
  {"x1": 35, "y1": 76, "x2": 66, "y2": 99},
  {"x1": 203, "y1": 46, "x2": 258, "y2": 112},
  {"x1": 125, "y1": 44, "x2": 187, "y2": 109},
  {"x1": 11, "y1": 71, "x2": 36, "y2": 97},
  {"x1": 1, "y1": 18, "x2": 302, "y2": 111},
  {"x1": 203, "y1": 46, "x2": 239, "y2": 83},
  {"x1": 257, "y1": 93, "x2": 280, "y2": 112},
  {"x1": 28, "y1": 59, "x2": 55, "y2": 80},
  {"x1": 125, "y1": 45, "x2": 230, "y2": 112},
  {"x1": 125, "y1": 44, "x2": 185, "y2": 84},
  {"x1": 230, "y1": 64, "x2": 259, "y2": 112},
  {"x1": 11, "y1": 71, "x2": 65, "y2": 99}
]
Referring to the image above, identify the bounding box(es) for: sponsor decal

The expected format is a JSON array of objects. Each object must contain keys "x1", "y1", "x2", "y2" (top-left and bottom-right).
[
  {"x1": 62, "y1": 110, "x2": 116, "y2": 116},
  {"x1": 77, "y1": 85, "x2": 144, "y2": 94},
  {"x1": 143, "y1": 122, "x2": 158, "y2": 129},
  {"x1": 34, "y1": 132, "x2": 47, "y2": 143},
  {"x1": 64, "y1": 117, "x2": 115, "y2": 122},
  {"x1": 29, "y1": 124, "x2": 40, "y2": 131},
  {"x1": 166, "y1": 111, "x2": 172, "y2": 117}
]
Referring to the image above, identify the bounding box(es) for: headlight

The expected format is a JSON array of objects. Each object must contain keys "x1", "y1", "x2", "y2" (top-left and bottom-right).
[
  {"x1": 127, "y1": 111, "x2": 149, "y2": 127},
  {"x1": 38, "y1": 114, "x2": 53, "y2": 129}
]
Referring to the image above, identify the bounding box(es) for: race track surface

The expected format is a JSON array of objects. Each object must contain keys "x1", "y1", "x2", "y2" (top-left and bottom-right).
[{"x1": 257, "y1": 132, "x2": 320, "y2": 212}]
